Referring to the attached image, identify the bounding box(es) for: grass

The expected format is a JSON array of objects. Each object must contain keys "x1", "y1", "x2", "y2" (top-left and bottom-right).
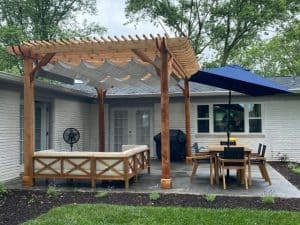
[{"x1": 22, "y1": 204, "x2": 300, "y2": 225}]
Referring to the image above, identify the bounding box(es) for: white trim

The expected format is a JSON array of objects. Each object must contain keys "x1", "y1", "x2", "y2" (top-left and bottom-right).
[{"x1": 195, "y1": 102, "x2": 264, "y2": 135}]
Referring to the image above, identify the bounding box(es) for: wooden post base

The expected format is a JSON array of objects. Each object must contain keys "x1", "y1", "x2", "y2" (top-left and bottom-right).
[
  {"x1": 160, "y1": 178, "x2": 172, "y2": 189},
  {"x1": 22, "y1": 175, "x2": 33, "y2": 187}
]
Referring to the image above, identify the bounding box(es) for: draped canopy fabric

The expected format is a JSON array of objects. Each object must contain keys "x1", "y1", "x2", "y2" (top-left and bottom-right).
[{"x1": 41, "y1": 56, "x2": 179, "y2": 91}]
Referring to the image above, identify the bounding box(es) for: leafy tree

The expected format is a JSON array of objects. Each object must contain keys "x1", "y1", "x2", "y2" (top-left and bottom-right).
[
  {"x1": 0, "y1": 0, "x2": 106, "y2": 74},
  {"x1": 125, "y1": 0, "x2": 299, "y2": 69},
  {"x1": 228, "y1": 19, "x2": 300, "y2": 76}
]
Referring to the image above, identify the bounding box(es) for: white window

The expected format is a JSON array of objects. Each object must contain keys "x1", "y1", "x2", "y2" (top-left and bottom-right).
[
  {"x1": 248, "y1": 104, "x2": 262, "y2": 133},
  {"x1": 197, "y1": 105, "x2": 209, "y2": 133},
  {"x1": 196, "y1": 103, "x2": 262, "y2": 134}
]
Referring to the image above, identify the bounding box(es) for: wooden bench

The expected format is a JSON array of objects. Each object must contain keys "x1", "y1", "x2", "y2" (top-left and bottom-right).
[{"x1": 33, "y1": 145, "x2": 150, "y2": 189}]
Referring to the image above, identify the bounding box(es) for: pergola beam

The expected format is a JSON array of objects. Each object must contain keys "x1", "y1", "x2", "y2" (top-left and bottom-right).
[
  {"x1": 96, "y1": 88, "x2": 107, "y2": 152},
  {"x1": 23, "y1": 57, "x2": 35, "y2": 187},
  {"x1": 7, "y1": 34, "x2": 199, "y2": 190},
  {"x1": 158, "y1": 37, "x2": 171, "y2": 189}
]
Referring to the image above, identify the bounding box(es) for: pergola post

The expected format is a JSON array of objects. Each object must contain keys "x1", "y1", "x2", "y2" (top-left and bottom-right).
[
  {"x1": 96, "y1": 88, "x2": 106, "y2": 152},
  {"x1": 23, "y1": 57, "x2": 35, "y2": 187},
  {"x1": 184, "y1": 78, "x2": 192, "y2": 160},
  {"x1": 159, "y1": 38, "x2": 171, "y2": 189}
]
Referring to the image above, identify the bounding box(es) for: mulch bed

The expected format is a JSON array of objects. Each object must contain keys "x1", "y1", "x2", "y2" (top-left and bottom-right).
[
  {"x1": 1, "y1": 189, "x2": 300, "y2": 225},
  {"x1": 269, "y1": 162, "x2": 300, "y2": 189},
  {"x1": 0, "y1": 161, "x2": 299, "y2": 225}
]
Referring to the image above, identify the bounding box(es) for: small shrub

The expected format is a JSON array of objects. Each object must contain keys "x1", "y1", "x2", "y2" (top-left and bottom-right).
[
  {"x1": 28, "y1": 197, "x2": 36, "y2": 205},
  {"x1": 47, "y1": 186, "x2": 59, "y2": 197},
  {"x1": 291, "y1": 166, "x2": 300, "y2": 175},
  {"x1": 262, "y1": 195, "x2": 275, "y2": 204},
  {"x1": 95, "y1": 191, "x2": 109, "y2": 198},
  {"x1": 204, "y1": 193, "x2": 216, "y2": 202},
  {"x1": 0, "y1": 183, "x2": 8, "y2": 199},
  {"x1": 287, "y1": 162, "x2": 296, "y2": 170},
  {"x1": 149, "y1": 192, "x2": 160, "y2": 201}
]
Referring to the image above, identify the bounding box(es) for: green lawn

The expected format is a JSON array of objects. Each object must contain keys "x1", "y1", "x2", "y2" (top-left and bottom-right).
[{"x1": 23, "y1": 204, "x2": 300, "y2": 225}]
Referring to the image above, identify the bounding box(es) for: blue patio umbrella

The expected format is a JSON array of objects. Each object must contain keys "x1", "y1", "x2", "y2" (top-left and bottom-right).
[{"x1": 189, "y1": 65, "x2": 291, "y2": 146}]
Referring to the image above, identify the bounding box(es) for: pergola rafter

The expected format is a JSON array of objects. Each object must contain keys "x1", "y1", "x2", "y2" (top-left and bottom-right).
[{"x1": 8, "y1": 34, "x2": 199, "y2": 189}]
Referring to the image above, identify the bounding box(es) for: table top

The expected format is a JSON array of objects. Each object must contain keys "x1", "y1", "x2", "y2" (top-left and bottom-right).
[{"x1": 207, "y1": 145, "x2": 252, "y2": 153}]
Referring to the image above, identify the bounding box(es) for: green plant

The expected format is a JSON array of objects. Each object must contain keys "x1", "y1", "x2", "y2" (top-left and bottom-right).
[
  {"x1": 149, "y1": 192, "x2": 160, "y2": 201},
  {"x1": 288, "y1": 162, "x2": 296, "y2": 170},
  {"x1": 204, "y1": 193, "x2": 216, "y2": 202},
  {"x1": 0, "y1": 183, "x2": 8, "y2": 199},
  {"x1": 291, "y1": 166, "x2": 300, "y2": 175},
  {"x1": 95, "y1": 191, "x2": 109, "y2": 198},
  {"x1": 47, "y1": 186, "x2": 59, "y2": 197},
  {"x1": 262, "y1": 195, "x2": 275, "y2": 204},
  {"x1": 287, "y1": 162, "x2": 300, "y2": 175}
]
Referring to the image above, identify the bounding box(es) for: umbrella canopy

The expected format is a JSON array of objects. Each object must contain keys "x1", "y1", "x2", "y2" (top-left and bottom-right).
[
  {"x1": 189, "y1": 64, "x2": 291, "y2": 147},
  {"x1": 189, "y1": 65, "x2": 290, "y2": 96}
]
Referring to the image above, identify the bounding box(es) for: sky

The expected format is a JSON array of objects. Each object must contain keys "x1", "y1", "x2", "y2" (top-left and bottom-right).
[{"x1": 80, "y1": 0, "x2": 170, "y2": 37}]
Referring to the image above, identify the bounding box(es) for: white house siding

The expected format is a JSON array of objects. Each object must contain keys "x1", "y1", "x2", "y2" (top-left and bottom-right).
[
  {"x1": 52, "y1": 98, "x2": 91, "y2": 151},
  {"x1": 0, "y1": 90, "x2": 20, "y2": 181},
  {"x1": 264, "y1": 98, "x2": 300, "y2": 162},
  {"x1": 87, "y1": 103, "x2": 109, "y2": 152},
  {"x1": 153, "y1": 95, "x2": 300, "y2": 162}
]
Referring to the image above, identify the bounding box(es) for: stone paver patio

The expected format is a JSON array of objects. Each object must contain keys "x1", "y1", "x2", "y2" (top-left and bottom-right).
[{"x1": 4, "y1": 160, "x2": 300, "y2": 198}]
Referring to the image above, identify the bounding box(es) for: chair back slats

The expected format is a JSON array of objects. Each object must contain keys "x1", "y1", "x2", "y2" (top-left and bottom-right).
[
  {"x1": 224, "y1": 147, "x2": 245, "y2": 159},
  {"x1": 257, "y1": 143, "x2": 262, "y2": 155},
  {"x1": 223, "y1": 147, "x2": 245, "y2": 167},
  {"x1": 261, "y1": 145, "x2": 267, "y2": 157}
]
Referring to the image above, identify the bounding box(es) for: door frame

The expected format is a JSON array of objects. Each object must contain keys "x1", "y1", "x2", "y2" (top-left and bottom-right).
[{"x1": 110, "y1": 107, "x2": 154, "y2": 152}]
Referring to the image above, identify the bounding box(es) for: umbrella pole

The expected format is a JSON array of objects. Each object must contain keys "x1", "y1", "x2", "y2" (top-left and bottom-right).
[
  {"x1": 227, "y1": 90, "x2": 232, "y2": 148},
  {"x1": 226, "y1": 90, "x2": 232, "y2": 179}
]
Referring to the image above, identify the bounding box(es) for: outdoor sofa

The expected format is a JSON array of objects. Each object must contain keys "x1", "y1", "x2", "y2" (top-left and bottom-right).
[{"x1": 33, "y1": 145, "x2": 150, "y2": 189}]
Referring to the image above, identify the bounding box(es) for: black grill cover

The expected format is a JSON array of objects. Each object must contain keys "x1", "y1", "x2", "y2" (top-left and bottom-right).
[{"x1": 154, "y1": 129, "x2": 186, "y2": 162}]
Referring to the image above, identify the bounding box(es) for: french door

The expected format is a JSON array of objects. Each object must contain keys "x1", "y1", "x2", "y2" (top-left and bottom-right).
[{"x1": 110, "y1": 107, "x2": 153, "y2": 152}]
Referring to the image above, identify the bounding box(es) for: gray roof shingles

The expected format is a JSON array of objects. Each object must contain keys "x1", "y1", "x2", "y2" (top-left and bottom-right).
[{"x1": 1, "y1": 71, "x2": 299, "y2": 98}]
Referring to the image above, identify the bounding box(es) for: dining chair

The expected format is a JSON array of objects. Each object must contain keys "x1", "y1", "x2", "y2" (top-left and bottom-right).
[
  {"x1": 250, "y1": 143, "x2": 262, "y2": 157},
  {"x1": 250, "y1": 145, "x2": 272, "y2": 185},
  {"x1": 219, "y1": 147, "x2": 248, "y2": 190},
  {"x1": 187, "y1": 149, "x2": 215, "y2": 185}
]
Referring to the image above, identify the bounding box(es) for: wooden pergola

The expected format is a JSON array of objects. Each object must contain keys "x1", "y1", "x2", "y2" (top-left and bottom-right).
[{"x1": 8, "y1": 34, "x2": 199, "y2": 189}]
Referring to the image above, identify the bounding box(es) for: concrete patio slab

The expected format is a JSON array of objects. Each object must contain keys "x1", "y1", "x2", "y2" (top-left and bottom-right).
[{"x1": 4, "y1": 160, "x2": 300, "y2": 198}]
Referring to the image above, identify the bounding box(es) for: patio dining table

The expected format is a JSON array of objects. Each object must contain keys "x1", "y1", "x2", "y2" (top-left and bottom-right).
[{"x1": 207, "y1": 145, "x2": 253, "y2": 186}]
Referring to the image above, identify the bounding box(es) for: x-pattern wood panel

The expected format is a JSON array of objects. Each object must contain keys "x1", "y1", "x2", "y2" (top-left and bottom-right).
[
  {"x1": 34, "y1": 158, "x2": 60, "y2": 175},
  {"x1": 63, "y1": 158, "x2": 91, "y2": 176},
  {"x1": 95, "y1": 158, "x2": 124, "y2": 177}
]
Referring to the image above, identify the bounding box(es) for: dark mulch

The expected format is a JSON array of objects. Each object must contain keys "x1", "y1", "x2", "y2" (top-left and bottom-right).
[
  {"x1": 0, "y1": 161, "x2": 299, "y2": 225},
  {"x1": 0, "y1": 189, "x2": 300, "y2": 225},
  {"x1": 269, "y1": 162, "x2": 300, "y2": 189}
]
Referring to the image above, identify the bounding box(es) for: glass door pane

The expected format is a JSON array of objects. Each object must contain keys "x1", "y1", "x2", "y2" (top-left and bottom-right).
[
  {"x1": 135, "y1": 110, "x2": 151, "y2": 147},
  {"x1": 35, "y1": 106, "x2": 42, "y2": 151},
  {"x1": 113, "y1": 110, "x2": 128, "y2": 151}
]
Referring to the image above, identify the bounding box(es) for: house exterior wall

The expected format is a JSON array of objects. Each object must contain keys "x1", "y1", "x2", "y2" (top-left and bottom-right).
[
  {"x1": 0, "y1": 90, "x2": 21, "y2": 181},
  {"x1": 86, "y1": 103, "x2": 109, "y2": 152},
  {"x1": 154, "y1": 95, "x2": 300, "y2": 162},
  {"x1": 52, "y1": 98, "x2": 91, "y2": 151}
]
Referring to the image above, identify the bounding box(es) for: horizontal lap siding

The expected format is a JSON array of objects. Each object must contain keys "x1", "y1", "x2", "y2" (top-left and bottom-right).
[
  {"x1": 153, "y1": 97, "x2": 300, "y2": 162},
  {"x1": 264, "y1": 100, "x2": 300, "y2": 162},
  {"x1": 53, "y1": 99, "x2": 91, "y2": 151},
  {"x1": 88, "y1": 103, "x2": 109, "y2": 152},
  {"x1": 0, "y1": 90, "x2": 20, "y2": 181}
]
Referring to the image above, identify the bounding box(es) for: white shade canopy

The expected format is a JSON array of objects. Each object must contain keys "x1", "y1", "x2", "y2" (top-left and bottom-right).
[{"x1": 41, "y1": 57, "x2": 179, "y2": 90}]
